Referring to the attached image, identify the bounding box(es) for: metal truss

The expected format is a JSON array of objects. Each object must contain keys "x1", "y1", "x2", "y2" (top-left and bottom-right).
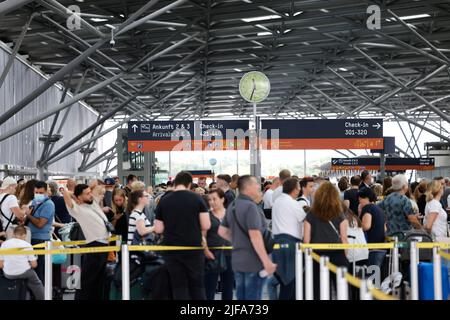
[{"x1": 0, "y1": 0, "x2": 449, "y2": 173}]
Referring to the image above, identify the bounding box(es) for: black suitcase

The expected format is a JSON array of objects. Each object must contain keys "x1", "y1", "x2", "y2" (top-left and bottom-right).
[
  {"x1": 400, "y1": 229, "x2": 433, "y2": 262},
  {"x1": 0, "y1": 271, "x2": 27, "y2": 300}
]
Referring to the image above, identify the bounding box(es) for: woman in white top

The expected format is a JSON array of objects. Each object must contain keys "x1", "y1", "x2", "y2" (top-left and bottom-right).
[
  {"x1": 127, "y1": 190, "x2": 154, "y2": 244},
  {"x1": 424, "y1": 180, "x2": 447, "y2": 238}
]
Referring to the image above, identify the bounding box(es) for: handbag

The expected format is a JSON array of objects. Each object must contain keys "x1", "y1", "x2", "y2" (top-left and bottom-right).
[
  {"x1": 131, "y1": 229, "x2": 159, "y2": 264},
  {"x1": 232, "y1": 202, "x2": 274, "y2": 254},
  {"x1": 51, "y1": 233, "x2": 67, "y2": 264},
  {"x1": 205, "y1": 250, "x2": 227, "y2": 274},
  {"x1": 69, "y1": 222, "x2": 85, "y2": 241}
]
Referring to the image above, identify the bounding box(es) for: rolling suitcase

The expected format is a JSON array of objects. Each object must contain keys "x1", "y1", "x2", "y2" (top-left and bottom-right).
[
  {"x1": 418, "y1": 262, "x2": 449, "y2": 300},
  {"x1": 0, "y1": 271, "x2": 27, "y2": 300}
]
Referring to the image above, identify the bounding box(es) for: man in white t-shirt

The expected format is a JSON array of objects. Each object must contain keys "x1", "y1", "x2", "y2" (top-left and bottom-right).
[
  {"x1": 272, "y1": 169, "x2": 291, "y2": 203},
  {"x1": 272, "y1": 178, "x2": 306, "y2": 300},
  {"x1": 0, "y1": 177, "x2": 29, "y2": 239},
  {"x1": 0, "y1": 225, "x2": 44, "y2": 300},
  {"x1": 263, "y1": 178, "x2": 280, "y2": 210},
  {"x1": 63, "y1": 184, "x2": 110, "y2": 300}
]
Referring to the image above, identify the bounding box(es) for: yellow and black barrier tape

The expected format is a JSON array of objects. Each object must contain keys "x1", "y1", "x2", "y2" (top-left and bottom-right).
[
  {"x1": 0, "y1": 246, "x2": 120, "y2": 256},
  {"x1": 300, "y1": 243, "x2": 395, "y2": 250},
  {"x1": 309, "y1": 249, "x2": 397, "y2": 300},
  {"x1": 438, "y1": 251, "x2": 450, "y2": 261}
]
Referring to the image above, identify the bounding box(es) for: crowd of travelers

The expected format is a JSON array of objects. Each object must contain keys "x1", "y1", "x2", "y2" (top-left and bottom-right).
[{"x1": 0, "y1": 172, "x2": 448, "y2": 300}]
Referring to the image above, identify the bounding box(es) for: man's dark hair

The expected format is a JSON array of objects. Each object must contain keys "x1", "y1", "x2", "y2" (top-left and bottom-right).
[
  {"x1": 360, "y1": 170, "x2": 370, "y2": 182},
  {"x1": 174, "y1": 171, "x2": 193, "y2": 188},
  {"x1": 237, "y1": 175, "x2": 255, "y2": 192},
  {"x1": 166, "y1": 181, "x2": 174, "y2": 187},
  {"x1": 358, "y1": 187, "x2": 377, "y2": 203},
  {"x1": 127, "y1": 174, "x2": 137, "y2": 184},
  {"x1": 74, "y1": 184, "x2": 89, "y2": 197},
  {"x1": 279, "y1": 169, "x2": 291, "y2": 181},
  {"x1": 300, "y1": 177, "x2": 314, "y2": 189},
  {"x1": 338, "y1": 177, "x2": 348, "y2": 192},
  {"x1": 283, "y1": 178, "x2": 299, "y2": 194},
  {"x1": 34, "y1": 180, "x2": 48, "y2": 190},
  {"x1": 433, "y1": 176, "x2": 444, "y2": 181},
  {"x1": 217, "y1": 174, "x2": 232, "y2": 184},
  {"x1": 350, "y1": 175, "x2": 362, "y2": 186}
]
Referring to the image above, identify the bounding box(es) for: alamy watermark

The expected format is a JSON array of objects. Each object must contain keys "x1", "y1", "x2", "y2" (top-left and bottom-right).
[
  {"x1": 367, "y1": 5, "x2": 381, "y2": 30},
  {"x1": 66, "y1": 5, "x2": 81, "y2": 31}
]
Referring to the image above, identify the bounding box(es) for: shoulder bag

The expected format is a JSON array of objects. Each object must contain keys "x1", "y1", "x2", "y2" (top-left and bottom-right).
[{"x1": 232, "y1": 202, "x2": 274, "y2": 254}]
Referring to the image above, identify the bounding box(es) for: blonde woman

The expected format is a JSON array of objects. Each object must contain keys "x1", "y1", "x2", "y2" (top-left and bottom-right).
[{"x1": 424, "y1": 180, "x2": 447, "y2": 238}]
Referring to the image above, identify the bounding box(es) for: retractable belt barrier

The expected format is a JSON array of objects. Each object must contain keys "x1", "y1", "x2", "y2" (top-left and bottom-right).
[{"x1": 307, "y1": 245, "x2": 398, "y2": 300}]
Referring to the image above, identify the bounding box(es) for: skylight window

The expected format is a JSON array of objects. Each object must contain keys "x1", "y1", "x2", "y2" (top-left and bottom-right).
[
  {"x1": 90, "y1": 18, "x2": 108, "y2": 22},
  {"x1": 242, "y1": 15, "x2": 281, "y2": 23},
  {"x1": 399, "y1": 14, "x2": 430, "y2": 20}
]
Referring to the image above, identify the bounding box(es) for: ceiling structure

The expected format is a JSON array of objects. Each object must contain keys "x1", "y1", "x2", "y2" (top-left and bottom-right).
[{"x1": 0, "y1": 0, "x2": 449, "y2": 171}]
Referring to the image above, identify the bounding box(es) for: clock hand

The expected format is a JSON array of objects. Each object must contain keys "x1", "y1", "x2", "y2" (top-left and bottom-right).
[
  {"x1": 250, "y1": 78, "x2": 256, "y2": 100},
  {"x1": 250, "y1": 86, "x2": 256, "y2": 100}
]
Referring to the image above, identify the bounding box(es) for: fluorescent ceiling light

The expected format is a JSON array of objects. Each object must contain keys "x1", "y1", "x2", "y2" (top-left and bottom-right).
[
  {"x1": 229, "y1": 96, "x2": 235, "y2": 99},
  {"x1": 399, "y1": 14, "x2": 430, "y2": 20},
  {"x1": 40, "y1": 41, "x2": 48, "y2": 45},
  {"x1": 320, "y1": 9, "x2": 330, "y2": 13},
  {"x1": 293, "y1": 11, "x2": 303, "y2": 16},
  {"x1": 284, "y1": 29, "x2": 292, "y2": 34},
  {"x1": 90, "y1": 18, "x2": 108, "y2": 22},
  {"x1": 302, "y1": 42, "x2": 310, "y2": 45},
  {"x1": 119, "y1": 14, "x2": 125, "y2": 18},
  {"x1": 242, "y1": 15, "x2": 281, "y2": 22},
  {"x1": 309, "y1": 26, "x2": 318, "y2": 31},
  {"x1": 257, "y1": 32, "x2": 272, "y2": 36},
  {"x1": 234, "y1": 68, "x2": 242, "y2": 72},
  {"x1": 105, "y1": 24, "x2": 116, "y2": 29},
  {"x1": 423, "y1": 48, "x2": 450, "y2": 52},
  {"x1": 55, "y1": 53, "x2": 62, "y2": 57},
  {"x1": 359, "y1": 42, "x2": 397, "y2": 48},
  {"x1": 251, "y1": 40, "x2": 264, "y2": 46},
  {"x1": 339, "y1": 67, "x2": 348, "y2": 72},
  {"x1": 242, "y1": 0, "x2": 252, "y2": 3},
  {"x1": 167, "y1": 27, "x2": 176, "y2": 31}
]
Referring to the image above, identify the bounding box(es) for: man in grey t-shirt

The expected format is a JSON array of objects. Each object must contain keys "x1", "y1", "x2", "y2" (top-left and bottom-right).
[{"x1": 219, "y1": 175, "x2": 277, "y2": 300}]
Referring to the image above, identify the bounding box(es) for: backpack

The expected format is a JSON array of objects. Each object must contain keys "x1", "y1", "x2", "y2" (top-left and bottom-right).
[{"x1": 400, "y1": 229, "x2": 433, "y2": 262}]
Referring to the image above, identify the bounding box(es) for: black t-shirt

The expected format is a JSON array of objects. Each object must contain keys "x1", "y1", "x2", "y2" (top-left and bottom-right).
[
  {"x1": 344, "y1": 188, "x2": 359, "y2": 216},
  {"x1": 305, "y1": 213, "x2": 344, "y2": 244},
  {"x1": 155, "y1": 190, "x2": 208, "y2": 247},
  {"x1": 361, "y1": 204, "x2": 385, "y2": 243},
  {"x1": 106, "y1": 206, "x2": 128, "y2": 243},
  {"x1": 224, "y1": 190, "x2": 235, "y2": 208},
  {"x1": 206, "y1": 212, "x2": 225, "y2": 247},
  {"x1": 51, "y1": 196, "x2": 71, "y2": 224},
  {"x1": 417, "y1": 194, "x2": 427, "y2": 215}
]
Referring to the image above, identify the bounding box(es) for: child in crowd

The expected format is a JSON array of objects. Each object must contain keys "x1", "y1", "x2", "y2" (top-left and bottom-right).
[{"x1": 0, "y1": 225, "x2": 44, "y2": 300}]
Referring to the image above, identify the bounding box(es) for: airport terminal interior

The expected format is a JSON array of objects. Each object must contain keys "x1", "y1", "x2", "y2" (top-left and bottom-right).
[{"x1": 0, "y1": 0, "x2": 450, "y2": 303}]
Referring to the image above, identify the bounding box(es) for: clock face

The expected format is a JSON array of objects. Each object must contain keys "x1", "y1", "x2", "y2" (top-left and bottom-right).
[{"x1": 239, "y1": 71, "x2": 270, "y2": 103}]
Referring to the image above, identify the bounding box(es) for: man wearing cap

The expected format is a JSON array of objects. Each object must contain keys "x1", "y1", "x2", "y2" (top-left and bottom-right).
[
  {"x1": 0, "y1": 177, "x2": 29, "y2": 239},
  {"x1": 103, "y1": 178, "x2": 115, "y2": 208}
]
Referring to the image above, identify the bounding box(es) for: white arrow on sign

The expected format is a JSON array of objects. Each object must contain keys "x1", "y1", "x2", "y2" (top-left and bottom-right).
[
  {"x1": 332, "y1": 160, "x2": 338, "y2": 164},
  {"x1": 372, "y1": 123, "x2": 381, "y2": 130},
  {"x1": 131, "y1": 124, "x2": 138, "y2": 133}
]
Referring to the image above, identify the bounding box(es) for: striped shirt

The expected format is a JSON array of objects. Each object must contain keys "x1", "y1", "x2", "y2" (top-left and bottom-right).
[{"x1": 127, "y1": 209, "x2": 152, "y2": 244}]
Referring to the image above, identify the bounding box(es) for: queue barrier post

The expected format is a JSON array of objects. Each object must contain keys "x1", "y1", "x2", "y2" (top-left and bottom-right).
[
  {"x1": 115, "y1": 236, "x2": 122, "y2": 263},
  {"x1": 305, "y1": 248, "x2": 314, "y2": 300},
  {"x1": 360, "y1": 279, "x2": 373, "y2": 300},
  {"x1": 44, "y1": 241, "x2": 53, "y2": 300},
  {"x1": 392, "y1": 236, "x2": 399, "y2": 274},
  {"x1": 121, "y1": 244, "x2": 130, "y2": 300},
  {"x1": 319, "y1": 256, "x2": 330, "y2": 300},
  {"x1": 410, "y1": 240, "x2": 419, "y2": 300},
  {"x1": 336, "y1": 267, "x2": 348, "y2": 300},
  {"x1": 295, "y1": 243, "x2": 303, "y2": 300},
  {"x1": 433, "y1": 246, "x2": 442, "y2": 300}
]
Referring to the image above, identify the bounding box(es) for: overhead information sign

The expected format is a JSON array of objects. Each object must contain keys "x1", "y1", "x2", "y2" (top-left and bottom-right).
[
  {"x1": 127, "y1": 120, "x2": 249, "y2": 152},
  {"x1": 331, "y1": 158, "x2": 435, "y2": 171},
  {"x1": 261, "y1": 119, "x2": 383, "y2": 150}
]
